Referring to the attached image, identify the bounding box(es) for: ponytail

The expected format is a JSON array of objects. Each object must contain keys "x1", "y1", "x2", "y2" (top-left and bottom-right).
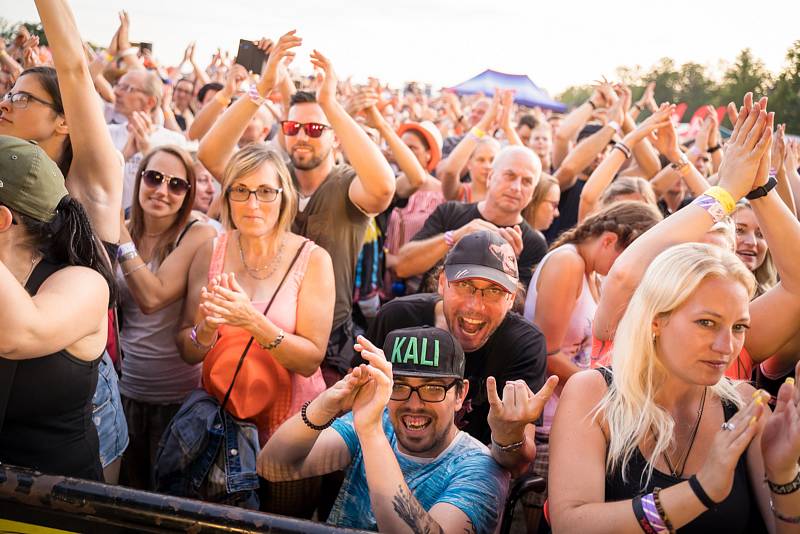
[{"x1": 20, "y1": 196, "x2": 118, "y2": 306}]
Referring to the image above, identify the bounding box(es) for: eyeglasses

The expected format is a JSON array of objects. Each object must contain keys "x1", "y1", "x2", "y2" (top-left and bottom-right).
[
  {"x1": 280, "y1": 120, "x2": 331, "y2": 138},
  {"x1": 448, "y1": 280, "x2": 509, "y2": 303},
  {"x1": 226, "y1": 185, "x2": 283, "y2": 203},
  {"x1": 390, "y1": 381, "x2": 460, "y2": 402},
  {"x1": 116, "y1": 83, "x2": 148, "y2": 95},
  {"x1": 2, "y1": 91, "x2": 58, "y2": 111},
  {"x1": 141, "y1": 170, "x2": 192, "y2": 195}
]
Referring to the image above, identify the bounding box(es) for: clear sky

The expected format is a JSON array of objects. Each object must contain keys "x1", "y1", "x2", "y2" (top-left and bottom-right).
[{"x1": 4, "y1": 0, "x2": 798, "y2": 96}]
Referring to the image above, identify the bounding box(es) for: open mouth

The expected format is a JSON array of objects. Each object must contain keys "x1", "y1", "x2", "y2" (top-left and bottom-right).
[
  {"x1": 457, "y1": 316, "x2": 486, "y2": 336},
  {"x1": 401, "y1": 414, "x2": 432, "y2": 432}
]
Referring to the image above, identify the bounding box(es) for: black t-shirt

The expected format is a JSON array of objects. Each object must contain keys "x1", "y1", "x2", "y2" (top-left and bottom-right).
[
  {"x1": 658, "y1": 196, "x2": 694, "y2": 218},
  {"x1": 411, "y1": 201, "x2": 547, "y2": 287},
  {"x1": 544, "y1": 178, "x2": 585, "y2": 243},
  {"x1": 364, "y1": 293, "x2": 547, "y2": 445}
]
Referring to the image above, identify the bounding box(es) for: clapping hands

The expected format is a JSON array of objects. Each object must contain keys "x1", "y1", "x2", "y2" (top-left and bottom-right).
[{"x1": 718, "y1": 92, "x2": 773, "y2": 199}]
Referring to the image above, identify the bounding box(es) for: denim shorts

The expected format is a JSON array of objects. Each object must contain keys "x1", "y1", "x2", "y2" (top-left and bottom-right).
[{"x1": 92, "y1": 352, "x2": 129, "y2": 467}]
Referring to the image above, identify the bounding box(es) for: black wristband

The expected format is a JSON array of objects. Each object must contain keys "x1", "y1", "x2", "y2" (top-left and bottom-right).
[
  {"x1": 766, "y1": 470, "x2": 800, "y2": 495},
  {"x1": 301, "y1": 400, "x2": 336, "y2": 431},
  {"x1": 632, "y1": 495, "x2": 658, "y2": 534},
  {"x1": 587, "y1": 100, "x2": 597, "y2": 110},
  {"x1": 689, "y1": 475, "x2": 719, "y2": 510}
]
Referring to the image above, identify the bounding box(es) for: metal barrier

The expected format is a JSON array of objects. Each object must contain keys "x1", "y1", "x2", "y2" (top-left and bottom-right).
[{"x1": 0, "y1": 464, "x2": 367, "y2": 533}]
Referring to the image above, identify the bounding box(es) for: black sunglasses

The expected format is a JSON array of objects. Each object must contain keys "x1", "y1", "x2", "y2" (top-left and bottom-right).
[
  {"x1": 141, "y1": 170, "x2": 191, "y2": 195},
  {"x1": 280, "y1": 120, "x2": 331, "y2": 138}
]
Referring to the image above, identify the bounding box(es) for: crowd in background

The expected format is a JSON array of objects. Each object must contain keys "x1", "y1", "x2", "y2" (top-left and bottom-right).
[{"x1": 3, "y1": 2, "x2": 800, "y2": 533}]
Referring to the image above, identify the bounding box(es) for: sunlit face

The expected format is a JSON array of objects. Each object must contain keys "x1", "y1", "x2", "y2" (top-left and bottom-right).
[
  {"x1": 486, "y1": 151, "x2": 539, "y2": 214},
  {"x1": 199, "y1": 88, "x2": 219, "y2": 110},
  {"x1": 534, "y1": 183, "x2": 560, "y2": 231},
  {"x1": 138, "y1": 151, "x2": 190, "y2": 218},
  {"x1": 389, "y1": 376, "x2": 467, "y2": 458},
  {"x1": 227, "y1": 162, "x2": 282, "y2": 236},
  {"x1": 173, "y1": 79, "x2": 194, "y2": 109},
  {"x1": 733, "y1": 208, "x2": 768, "y2": 272},
  {"x1": 114, "y1": 70, "x2": 153, "y2": 117},
  {"x1": 240, "y1": 109, "x2": 271, "y2": 146},
  {"x1": 467, "y1": 143, "x2": 498, "y2": 187},
  {"x1": 517, "y1": 124, "x2": 533, "y2": 147},
  {"x1": 402, "y1": 131, "x2": 431, "y2": 168},
  {"x1": 530, "y1": 127, "x2": 552, "y2": 160},
  {"x1": 192, "y1": 162, "x2": 216, "y2": 213},
  {"x1": 438, "y1": 273, "x2": 514, "y2": 352},
  {"x1": 654, "y1": 276, "x2": 751, "y2": 386},
  {"x1": 0, "y1": 73, "x2": 63, "y2": 142},
  {"x1": 285, "y1": 103, "x2": 334, "y2": 170}
]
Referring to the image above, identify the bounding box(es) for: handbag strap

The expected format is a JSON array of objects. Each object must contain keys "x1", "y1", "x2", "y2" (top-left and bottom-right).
[{"x1": 220, "y1": 239, "x2": 310, "y2": 411}]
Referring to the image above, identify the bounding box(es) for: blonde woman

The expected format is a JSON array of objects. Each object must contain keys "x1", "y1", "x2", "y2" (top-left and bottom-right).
[
  {"x1": 733, "y1": 200, "x2": 777, "y2": 298},
  {"x1": 552, "y1": 96, "x2": 800, "y2": 532},
  {"x1": 178, "y1": 144, "x2": 334, "y2": 446}
]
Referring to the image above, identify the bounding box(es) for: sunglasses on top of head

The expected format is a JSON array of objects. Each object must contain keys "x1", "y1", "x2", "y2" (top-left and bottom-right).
[
  {"x1": 141, "y1": 170, "x2": 192, "y2": 195},
  {"x1": 280, "y1": 120, "x2": 332, "y2": 138}
]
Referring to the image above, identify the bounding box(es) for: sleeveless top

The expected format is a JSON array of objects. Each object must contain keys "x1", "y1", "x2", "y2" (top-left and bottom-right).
[
  {"x1": 202, "y1": 232, "x2": 326, "y2": 445},
  {"x1": 598, "y1": 368, "x2": 767, "y2": 533},
  {"x1": 117, "y1": 221, "x2": 202, "y2": 404},
  {"x1": 524, "y1": 244, "x2": 597, "y2": 432},
  {"x1": 0, "y1": 259, "x2": 103, "y2": 480}
]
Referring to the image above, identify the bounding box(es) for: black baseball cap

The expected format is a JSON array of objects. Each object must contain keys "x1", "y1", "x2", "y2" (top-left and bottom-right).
[
  {"x1": 444, "y1": 230, "x2": 518, "y2": 294},
  {"x1": 384, "y1": 327, "x2": 465, "y2": 379}
]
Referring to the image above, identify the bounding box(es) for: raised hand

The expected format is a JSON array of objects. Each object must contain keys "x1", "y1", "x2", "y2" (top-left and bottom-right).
[
  {"x1": 499, "y1": 89, "x2": 516, "y2": 130},
  {"x1": 352, "y1": 335, "x2": 393, "y2": 433},
  {"x1": 310, "y1": 49, "x2": 338, "y2": 107},
  {"x1": 649, "y1": 114, "x2": 682, "y2": 163},
  {"x1": 497, "y1": 224, "x2": 524, "y2": 258},
  {"x1": 475, "y1": 90, "x2": 501, "y2": 133},
  {"x1": 771, "y1": 123, "x2": 787, "y2": 172},
  {"x1": 717, "y1": 93, "x2": 773, "y2": 199},
  {"x1": 625, "y1": 102, "x2": 674, "y2": 146},
  {"x1": 117, "y1": 11, "x2": 131, "y2": 51},
  {"x1": 762, "y1": 362, "x2": 800, "y2": 482},
  {"x1": 487, "y1": 375, "x2": 558, "y2": 446},
  {"x1": 315, "y1": 365, "x2": 373, "y2": 419}
]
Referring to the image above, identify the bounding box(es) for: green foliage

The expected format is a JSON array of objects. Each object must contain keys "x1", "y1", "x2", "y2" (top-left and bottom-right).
[
  {"x1": 769, "y1": 41, "x2": 800, "y2": 135},
  {"x1": 0, "y1": 19, "x2": 47, "y2": 46},
  {"x1": 557, "y1": 85, "x2": 594, "y2": 108}
]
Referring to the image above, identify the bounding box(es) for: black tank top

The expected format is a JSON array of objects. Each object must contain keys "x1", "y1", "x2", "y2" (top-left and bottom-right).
[
  {"x1": 598, "y1": 368, "x2": 767, "y2": 533},
  {"x1": 0, "y1": 259, "x2": 103, "y2": 480}
]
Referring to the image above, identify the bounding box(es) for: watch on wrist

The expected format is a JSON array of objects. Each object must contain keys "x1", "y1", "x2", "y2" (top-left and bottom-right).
[{"x1": 746, "y1": 176, "x2": 778, "y2": 200}]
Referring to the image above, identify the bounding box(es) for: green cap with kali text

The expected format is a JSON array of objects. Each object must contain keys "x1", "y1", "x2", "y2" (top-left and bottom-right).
[
  {"x1": 384, "y1": 326, "x2": 465, "y2": 379},
  {"x1": 0, "y1": 136, "x2": 67, "y2": 222}
]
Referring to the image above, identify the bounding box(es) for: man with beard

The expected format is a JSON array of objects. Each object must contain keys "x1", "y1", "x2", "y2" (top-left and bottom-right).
[
  {"x1": 259, "y1": 326, "x2": 537, "y2": 533},
  {"x1": 363, "y1": 231, "x2": 549, "y2": 473},
  {"x1": 394, "y1": 145, "x2": 546, "y2": 289},
  {"x1": 198, "y1": 32, "x2": 395, "y2": 383}
]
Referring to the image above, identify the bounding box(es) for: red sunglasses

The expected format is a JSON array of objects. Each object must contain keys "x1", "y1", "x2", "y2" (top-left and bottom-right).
[{"x1": 280, "y1": 120, "x2": 332, "y2": 138}]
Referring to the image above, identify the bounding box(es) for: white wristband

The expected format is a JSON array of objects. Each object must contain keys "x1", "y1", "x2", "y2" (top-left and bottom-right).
[
  {"x1": 118, "y1": 47, "x2": 138, "y2": 58},
  {"x1": 606, "y1": 121, "x2": 621, "y2": 135},
  {"x1": 117, "y1": 241, "x2": 137, "y2": 259}
]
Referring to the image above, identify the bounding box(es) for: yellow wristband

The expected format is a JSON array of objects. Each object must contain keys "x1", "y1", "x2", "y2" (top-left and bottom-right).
[
  {"x1": 470, "y1": 126, "x2": 487, "y2": 139},
  {"x1": 214, "y1": 92, "x2": 231, "y2": 107},
  {"x1": 705, "y1": 186, "x2": 736, "y2": 215},
  {"x1": 104, "y1": 52, "x2": 115, "y2": 63}
]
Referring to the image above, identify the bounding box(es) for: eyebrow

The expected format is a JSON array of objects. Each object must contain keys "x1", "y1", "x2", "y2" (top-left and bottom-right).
[{"x1": 698, "y1": 310, "x2": 751, "y2": 322}]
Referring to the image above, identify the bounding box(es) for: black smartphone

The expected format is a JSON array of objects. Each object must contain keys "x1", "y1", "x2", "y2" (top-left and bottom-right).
[{"x1": 235, "y1": 39, "x2": 268, "y2": 74}]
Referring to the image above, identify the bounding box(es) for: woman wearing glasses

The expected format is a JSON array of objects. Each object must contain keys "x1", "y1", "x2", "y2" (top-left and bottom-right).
[
  {"x1": 116, "y1": 145, "x2": 216, "y2": 489},
  {"x1": 178, "y1": 143, "x2": 334, "y2": 450}
]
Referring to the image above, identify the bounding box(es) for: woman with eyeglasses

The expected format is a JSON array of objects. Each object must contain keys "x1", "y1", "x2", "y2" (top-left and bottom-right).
[
  {"x1": 178, "y1": 143, "x2": 334, "y2": 449},
  {"x1": 115, "y1": 145, "x2": 217, "y2": 489}
]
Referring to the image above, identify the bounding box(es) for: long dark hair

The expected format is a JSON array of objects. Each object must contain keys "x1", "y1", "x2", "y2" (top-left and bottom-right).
[
  {"x1": 129, "y1": 146, "x2": 197, "y2": 264},
  {"x1": 19, "y1": 66, "x2": 73, "y2": 176},
  {"x1": 19, "y1": 195, "x2": 117, "y2": 305}
]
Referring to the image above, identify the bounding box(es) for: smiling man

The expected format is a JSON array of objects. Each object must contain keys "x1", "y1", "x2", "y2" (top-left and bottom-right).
[
  {"x1": 259, "y1": 326, "x2": 510, "y2": 533},
  {"x1": 363, "y1": 231, "x2": 547, "y2": 472},
  {"x1": 394, "y1": 145, "x2": 547, "y2": 289}
]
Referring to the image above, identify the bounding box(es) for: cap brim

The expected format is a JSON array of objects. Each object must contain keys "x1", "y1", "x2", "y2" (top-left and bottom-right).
[
  {"x1": 445, "y1": 264, "x2": 517, "y2": 294},
  {"x1": 393, "y1": 369, "x2": 462, "y2": 379}
]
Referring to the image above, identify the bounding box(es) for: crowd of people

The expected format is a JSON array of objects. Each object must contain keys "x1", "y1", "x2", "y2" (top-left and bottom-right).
[{"x1": 3, "y1": 1, "x2": 800, "y2": 532}]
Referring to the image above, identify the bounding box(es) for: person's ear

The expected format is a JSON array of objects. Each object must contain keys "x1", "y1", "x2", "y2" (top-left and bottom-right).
[
  {"x1": 437, "y1": 271, "x2": 446, "y2": 297},
  {"x1": 0, "y1": 205, "x2": 15, "y2": 232},
  {"x1": 453, "y1": 379, "x2": 469, "y2": 412},
  {"x1": 54, "y1": 114, "x2": 69, "y2": 136},
  {"x1": 603, "y1": 231, "x2": 619, "y2": 250}
]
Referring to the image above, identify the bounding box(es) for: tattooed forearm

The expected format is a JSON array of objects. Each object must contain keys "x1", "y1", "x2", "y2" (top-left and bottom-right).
[{"x1": 391, "y1": 485, "x2": 444, "y2": 534}]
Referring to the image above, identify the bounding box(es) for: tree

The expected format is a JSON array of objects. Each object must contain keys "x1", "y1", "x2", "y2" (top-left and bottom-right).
[
  {"x1": 557, "y1": 85, "x2": 593, "y2": 109},
  {"x1": 643, "y1": 58, "x2": 680, "y2": 106},
  {"x1": 676, "y1": 62, "x2": 718, "y2": 118},
  {"x1": 770, "y1": 41, "x2": 800, "y2": 135},
  {"x1": 718, "y1": 48, "x2": 772, "y2": 109}
]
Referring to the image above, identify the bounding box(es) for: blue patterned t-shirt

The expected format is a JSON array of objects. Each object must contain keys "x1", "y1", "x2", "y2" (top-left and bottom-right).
[{"x1": 327, "y1": 410, "x2": 509, "y2": 533}]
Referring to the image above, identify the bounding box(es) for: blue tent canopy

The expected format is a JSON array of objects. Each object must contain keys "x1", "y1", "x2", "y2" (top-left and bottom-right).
[{"x1": 449, "y1": 69, "x2": 567, "y2": 113}]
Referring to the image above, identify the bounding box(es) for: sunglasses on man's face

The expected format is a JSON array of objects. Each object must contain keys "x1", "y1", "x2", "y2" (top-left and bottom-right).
[
  {"x1": 280, "y1": 120, "x2": 331, "y2": 138},
  {"x1": 141, "y1": 170, "x2": 191, "y2": 195}
]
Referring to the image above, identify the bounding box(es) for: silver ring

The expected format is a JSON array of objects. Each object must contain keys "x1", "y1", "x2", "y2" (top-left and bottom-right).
[{"x1": 721, "y1": 422, "x2": 736, "y2": 431}]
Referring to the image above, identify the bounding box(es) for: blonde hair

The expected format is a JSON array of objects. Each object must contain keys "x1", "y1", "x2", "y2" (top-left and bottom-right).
[
  {"x1": 706, "y1": 216, "x2": 736, "y2": 252},
  {"x1": 220, "y1": 145, "x2": 297, "y2": 233},
  {"x1": 596, "y1": 243, "x2": 756, "y2": 485},
  {"x1": 732, "y1": 201, "x2": 777, "y2": 298},
  {"x1": 599, "y1": 176, "x2": 657, "y2": 208}
]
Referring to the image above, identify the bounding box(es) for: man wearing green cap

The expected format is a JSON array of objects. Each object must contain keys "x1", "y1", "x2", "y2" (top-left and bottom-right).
[{"x1": 259, "y1": 327, "x2": 550, "y2": 533}]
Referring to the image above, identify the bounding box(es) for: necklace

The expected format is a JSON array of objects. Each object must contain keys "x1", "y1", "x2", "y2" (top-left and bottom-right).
[
  {"x1": 20, "y1": 254, "x2": 41, "y2": 286},
  {"x1": 662, "y1": 386, "x2": 707, "y2": 478},
  {"x1": 238, "y1": 233, "x2": 286, "y2": 280}
]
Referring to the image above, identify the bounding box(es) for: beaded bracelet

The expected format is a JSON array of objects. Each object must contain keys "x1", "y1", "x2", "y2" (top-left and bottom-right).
[
  {"x1": 766, "y1": 470, "x2": 800, "y2": 495},
  {"x1": 122, "y1": 263, "x2": 147, "y2": 277},
  {"x1": 652, "y1": 488, "x2": 675, "y2": 534},
  {"x1": 770, "y1": 496, "x2": 800, "y2": 524},
  {"x1": 190, "y1": 324, "x2": 218, "y2": 350},
  {"x1": 258, "y1": 329, "x2": 285, "y2": 351},
  {"x1": 301, "y1": 400, "x2": 336, "y2": 431}
]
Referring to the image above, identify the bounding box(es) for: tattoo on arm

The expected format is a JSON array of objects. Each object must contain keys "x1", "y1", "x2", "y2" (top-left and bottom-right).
[{"x1": 391, "y1": 485, "x2": 444, "y2": 534}]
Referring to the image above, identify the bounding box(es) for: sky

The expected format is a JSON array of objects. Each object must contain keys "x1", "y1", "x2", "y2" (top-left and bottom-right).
[{"x1": 3, "y1": 0, "x2": 799, "y2": 97}]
